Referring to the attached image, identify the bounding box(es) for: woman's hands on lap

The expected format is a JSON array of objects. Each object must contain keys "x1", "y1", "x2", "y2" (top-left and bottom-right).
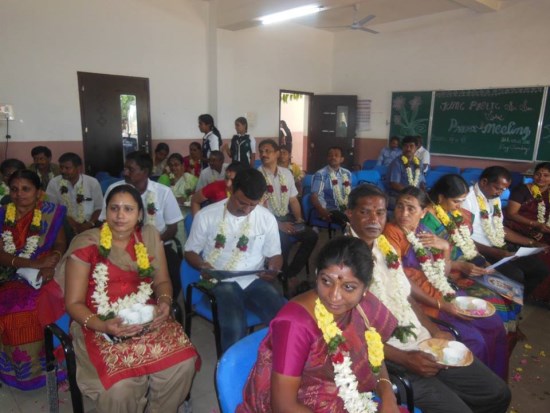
[
  {"x1": 104, "y1": 317, "x2": 144, "y2": 337},
  {"x1": 150, "y1": 302, "x2": 171, "y2": 329}
]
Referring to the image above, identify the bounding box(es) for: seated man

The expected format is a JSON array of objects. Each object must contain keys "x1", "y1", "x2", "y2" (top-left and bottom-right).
[
  {"x1": 377, "y1": 136, "x2": 402, "y2": 167},
  {"x1": 46, "y1": 152, "x2": 103, "y2": 239},
  {"x1": 28, "y1": 145, "x2": 60, "y2": 190},
  {"x1": 310, "y1": 146, "x2": 352, "y2": 227},
  {"x1": 196, "y1": 150, "x2": 227, "y2": 191},
  {"x1": 462, "y1": 166, "x2": 548, "y2": 299},
  {"x1": 184, "y1": 169, "x2": 286, "y2": 352},
  {"x1": 346, "y1": 183, "x2": 511, "y2": 413},
  {"x1": 190, "y1": 161, "x2": 245, "y2": 216},
  {"x1": 101, "y1": 151, "x2": 184, "y2": 299},
  {"x1": 388, "y1": 135, "x2": 425, "y2": 208},
  {"x1": 415, "y1": 135, "x2": 430, "y2": 174},
  {"x1": 257, "y1": 139, "x2": 318, "y2": 296}
]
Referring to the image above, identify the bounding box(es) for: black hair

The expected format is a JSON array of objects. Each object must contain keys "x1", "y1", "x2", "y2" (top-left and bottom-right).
[
  {"x1": 105, "y1": 184, "x2": 145, "y2": 226},
  {"x1": 198, "y1": 114, "x2": 222, "y2": 139},
  {"x1": 58, "y1": 152, "x2": 82, "y2": 167},
  {"x1": 189, "y1": 141, "x2": 201, "y2": 151},
  {"x1": 232, "y1": 169, "x2": 266, "y2": 201},
  {"x1": 126, "y1": 151, "x2": 153, "y2": 175},
  {"x1": 479, "y1": 166, "x2": 512, "y2": 184},
  {"x1": 235, "y1": 117, "x2": 248, "y2": 132},
  {"x1": 534, "y1": 162, "x2": 550, "y2": 174},
  {"x1": 397, "y1": 186, "x2": 430, "y2": 209},
  {"x1": 31, "y1": 146, "x2": 52, "y2": 158},
  {"x1": 226, "y1": 161, "x2": 247, "y2": 174},
  {"x1": 348, "y1": 183, "x2": 388, "y2": 210},
  {"x1": 316, "y1": 236, "x2": 374, "y2": 286},
  {"x1": 8, "y1": 169, "x2": 41, "y2": 190},
  {"x1": 1, "y1": 158, "x2": 26, "y2": 176},
  {"x1": 279, "y1": 145, "x2": 291, "y2": 153},
  {"x1": 167, "y1": 153, "x2": 184, "y2": 164},
  {"x1": 209, "y1": 150, "x2": 225, "y2": 162},
  {"x1": 328, "y1": 146, "x2": 344, "y2": 156},
  {"x1": 389, "y1": 136, "x2": 400, "y2": 143},
  {"x1": 402, "y1": 136, "x2": 418, "y2": 146},
  {"x1": 259, "y1": 139, "x2": 279, "y2": 152},
  {"x1": 155, "y1": 143, "x2": 170, "y2": 153},
  {"x1": 428, "y1": 174, "x2": 469, "y2": 202}
]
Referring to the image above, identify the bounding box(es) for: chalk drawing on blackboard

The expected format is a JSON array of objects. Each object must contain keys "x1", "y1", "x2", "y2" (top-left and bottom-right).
[{"x1": 392, "y1": 95, "x2": 429, "y2": 137}]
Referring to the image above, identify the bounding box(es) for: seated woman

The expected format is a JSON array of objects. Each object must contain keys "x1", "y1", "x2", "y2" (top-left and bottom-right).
[
  {"x1": 238, "y1": 237, "x2": 404, "y2": 413},
  {"x1": 182, "y1": 141, "x2": 204, "y2": 178},
  {"x1": 422, "y1": 174, "x2": 522, "y2": 333},
  {"x1": 0, "y1": 170, "x2": 66, "y2": 390},
  {"x1": 383, "y1": 187, "x2": 508, "y2": 380},
  {"x1": 60, "y1": 184, "x2": 198, "y2": 412}
]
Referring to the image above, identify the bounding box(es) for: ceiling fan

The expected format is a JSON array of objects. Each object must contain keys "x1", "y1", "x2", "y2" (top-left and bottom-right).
[{"x1": 324, "y1": 3, "x2": 378, "y2": 34}]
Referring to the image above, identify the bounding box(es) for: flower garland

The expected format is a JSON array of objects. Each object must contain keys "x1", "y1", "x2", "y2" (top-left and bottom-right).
[
  {"x1": 145, "y1": 191, "x2": 157, "y2": 225},
  {"x1": 60, "y1": 179, "x2": 86, "y2": 223},
  {"x1": 475, "y1": 187, "x2": 506, "y2": 247},
  {"x1": 2, "y1": 203, "x2": 42, "y2": 259},
  {"x1": 401, "y1": 156, "x2": 421, "y2": 187},
  {"x1": 434, "y1": 205, "x2": 477, "y2": 260},
  {"x1": 329, "y1": 170, "x2": 352, "y2": 211},
  {"x1": 530, "y1": 184, "x2": 550, "y2": 226},
  {"x1": 314, "y1": 298, "x2": 380, "y2": 413},
  {"x1": 371, "y1": 236, "x2": 419, "y2": 343},
  {"x1": 204, "y1": 204, "x2": 251, "y2": 270},
  {"x1": 406, "y1": 230, "x2": 455, "y2": 297},
  {"x1": 91, "y1": 224, "x2": 154, "y2": 317},
  {"x1": 261, "y1": 167, "x2": 289, "y2": 217}
]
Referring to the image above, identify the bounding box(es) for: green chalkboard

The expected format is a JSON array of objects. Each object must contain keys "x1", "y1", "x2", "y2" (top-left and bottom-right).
[
  {"x1": 537, "y1": 95, "x2": 550, "y2": 161},
  {"x1": 430, "y1": 87, "x2": 544, "y2": 161},
  {"x1": 389, "y1": 91, "x2": 432, "y2": 139}
]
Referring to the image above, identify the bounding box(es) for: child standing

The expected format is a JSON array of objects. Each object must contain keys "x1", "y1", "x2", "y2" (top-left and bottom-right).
[
  {"x1": 198, "y1": 114, "x2": 222, "y2": 161},
  {"x1": 226, "y1": 117, "x2": 256, "y2": 167}
]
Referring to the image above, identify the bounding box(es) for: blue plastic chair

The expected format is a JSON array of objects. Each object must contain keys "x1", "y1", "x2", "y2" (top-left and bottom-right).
[
  {"x1": 254, "y1": 159, "x2": 262, "y2": 168},
  {"x1": 433, "y1": 165, "x2": 460, "y2": 174},
  {"x1": 180, "y1": 259, "x2": 263, "y2": 358},
  {"x1": 216, "y1": 328, "x2": 268, "y2": 413},
  {"x1": 523, "y1": 176, "x2": 533, "y2": 184},
  {"x1": 100, "y1": 177, "x2": 123, "y2": 195},
  {"x1": 301, "y1": 193, "x2": 342, "y2": 238},
  {"x1": 95, "y1": 171, "x2": 111, "y2": 182},
  {"x1": 362, "y1": 159, "x2": 377, "y2": 170},
  {"x1": 500, "y1": 188, "x2": 510, "y2": 208},
  {"x1": 461, "y1": 171, "x2": 481, "y2": 186},
  {"x1": 510, "y1": 171, "x2": 523, "y2": 190},
  {"x1": 424, "y1": 170, "x2": 446, "y2": 190},
  {"x1": 462, "y1": 167, "x2": 483, "y2": 174},
  {"x1": 302, "y1": 174, "x2": 314, "y2": 196},
  {"x1": 351, "y1": 170, "x2": 382, "y2": 188}
]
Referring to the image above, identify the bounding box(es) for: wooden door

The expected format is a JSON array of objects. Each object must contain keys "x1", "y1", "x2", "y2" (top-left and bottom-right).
[
  {"x1": 307, "y1": 95, "x2": 357, "y2": 173},
  {"x1": 77, "y1": 72, "x2": 152, "y2": 177}
]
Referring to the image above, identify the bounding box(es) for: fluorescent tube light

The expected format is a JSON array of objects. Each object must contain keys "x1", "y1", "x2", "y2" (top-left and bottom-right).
[{"x1": 260, "y1": 5, "x2": 323, "y2": 25}]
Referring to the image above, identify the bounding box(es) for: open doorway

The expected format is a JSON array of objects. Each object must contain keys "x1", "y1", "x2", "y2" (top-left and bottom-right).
[{"x1": 279, "y1": 90, "x2": 311, "y2": 172}]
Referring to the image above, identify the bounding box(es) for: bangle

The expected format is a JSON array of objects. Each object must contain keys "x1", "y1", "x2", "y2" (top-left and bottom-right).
[
  {"x1": 156, "y1": 294, "x2": 173, "y2": 306},
  {"x1": 377, "y1": 378, "x2": 393, "y2": 387},
  {"x1": 436, "y1": 299, "x2": 441, "y2": 310},
  {"x1": 11, "y1": 256, "x2": 17, "y2": 267},
  {"x1": 83, "y1": 313, "x2": 98, "y2": 331}
]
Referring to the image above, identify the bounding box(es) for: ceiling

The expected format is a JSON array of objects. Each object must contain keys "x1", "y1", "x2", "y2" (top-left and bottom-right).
[{"x1": 215, "y1": 0, "x2": 511, "y2": 32}]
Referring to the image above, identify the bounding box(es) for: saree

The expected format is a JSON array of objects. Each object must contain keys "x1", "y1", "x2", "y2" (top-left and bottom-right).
[
  {"x1": 383, "y1": 222, "x2": 509, "y2": 380},
  {"x1": 238, "y1": 293, "x2": 398, "y2": 412},
  {"x1": 0, "y1": 201, "x2": 66, "y2": 390},
  {"x1": 59, "y1": 225, "x2": 198, "y2": 390},
  {"x1": 422, "y1": 209, "x2": 521, "y2": 331}
]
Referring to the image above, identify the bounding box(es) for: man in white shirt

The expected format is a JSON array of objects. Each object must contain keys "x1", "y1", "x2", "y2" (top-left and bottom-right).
[
  {"x1": 185, "y1": 169, "x2": 286, "y2": 352},
  {"x1": 347, "y1": 184, "x2": 510, "y2": 413},
  {"x1": 415, "y1": 136, "x2": 430, "y2": 174},
  {"x1": 101, "y1": 151, "x2": 184, "y2": 298},
  {"x1": 257, "y1": 139, "x2": 318, "y2": 296},
  {"x1": 196, "y1": 150, "x2": 227, "y2": 191},
  {"x1": 462, "y1": 166, "x2": 547, "y2": 298},
  {"x1": 46, "y1": 152, "x2": 103, "y2": 238}
]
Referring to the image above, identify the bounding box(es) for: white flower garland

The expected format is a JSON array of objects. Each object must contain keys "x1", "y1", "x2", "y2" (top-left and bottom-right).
[
  {"x1": 261, "y1": 167, "x2": 290, "y2": 217},
  {"x1": 531, "y1": 185, "x2": 550, "y2": 226},
  {"x1": 60, "y1": 179, "x2": 85, "y2": 223},
  {"x1": 370, "y1": 237, "x2": 421, "y2": 342},
  {"x1": 329, "y1": 170, "x2": 351, "y2": 210},
  {"x1": 204, "y1": 204, "x2": 251, "y2": 270},
  {"x1": 475, "y1": 186, "x2": 506, "y2": 247},
  {"x1": 434, "y1": 206, "x2": 477, "y2": 260},
  {"x1": 2, "y1": 204, "x2": 42, "y2": 259},
  {"x1": 90, "y1": 262, "x2": 153, "y2": 316},
  {"x1": 402, "y1": 156, "x2": 421, "y2": 187},
  {"x1": 332, "y1": 357, "x2": 378, "y2": 413},
  {"x1": 406, "y1": 231, "x2": 455, "y2": 296}
]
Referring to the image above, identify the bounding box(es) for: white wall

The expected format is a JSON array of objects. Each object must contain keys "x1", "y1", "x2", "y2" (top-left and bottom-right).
[
  {"x1": 217, "y1": 23, "x2": 334, "y2": 138},
  {"x1": 0, "y1": 0, "x2": 208, "y2": 142},
  {"x1": 331, "y1": 0, "x2": 550, "y2": 139}
]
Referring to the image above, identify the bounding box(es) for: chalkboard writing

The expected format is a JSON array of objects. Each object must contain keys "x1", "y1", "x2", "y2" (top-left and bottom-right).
[
  {"x1": 430, "y1": 88, "x2": 544, "y2": 161},
  {"x1": 537, "y1": 95, "x2": 550, "y2": 161},
  {"x1": 389, "y1": 91, "x2": 432, "y2": 139}
]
